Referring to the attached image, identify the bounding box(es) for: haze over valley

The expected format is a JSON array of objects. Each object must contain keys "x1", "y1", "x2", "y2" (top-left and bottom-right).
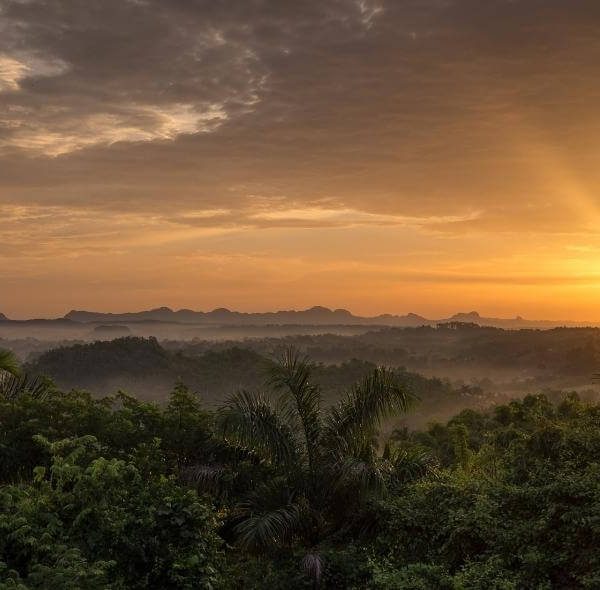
[{"x1": 4, "y1": 305, "x2": 600, "y2": 430}]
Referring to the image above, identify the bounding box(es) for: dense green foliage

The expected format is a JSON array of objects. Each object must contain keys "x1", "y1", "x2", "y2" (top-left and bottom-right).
[
  {"x1": 211, "y1": 350, "x2": 415, "y2": 559},
  {"x1": 0, "y1": 349, "x2": 20, "y2": 377},
  {"x1": 2, "y1": 346, "x2": 600, "y2": 588},
  {"x1": 374, "y1": 394, "x2": 600, "y2": 588},
  {"x1": 1, "y1": 437, "x2": 222, "y2": 589}
]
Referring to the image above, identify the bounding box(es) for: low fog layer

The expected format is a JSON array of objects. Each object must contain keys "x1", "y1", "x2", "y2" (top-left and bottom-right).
[{"x1": 4, "y1": 323, "x2": 599, "y2": 429}]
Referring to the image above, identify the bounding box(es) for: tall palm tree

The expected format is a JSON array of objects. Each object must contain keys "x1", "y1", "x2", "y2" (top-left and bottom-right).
[{"x1": 207, "y1": 348, "x2": 416, "y2": 567}]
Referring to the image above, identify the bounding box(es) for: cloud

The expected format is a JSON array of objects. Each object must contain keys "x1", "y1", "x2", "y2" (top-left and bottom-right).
[
  {"x1": 0, "y1": 0, "x2": 268, "y2": 155},
  {"x1": 2, "y1": 103, "x2": 228, "y2": 156},
  {"x1": 0, "y1": 0, "x2": 384, "y2": 156},
  {"x1": 247, "y1": 206, "x2": 480, "y2": 229},
  {"x1": 0, "y1": 201, "x2": 479, "y2": 260},
  {"x1": 0, "y1": 55, "x2": 28, "y2": 91},
  {"x1": 0, "y1": 53, "x2": 68, "y2": 92}
]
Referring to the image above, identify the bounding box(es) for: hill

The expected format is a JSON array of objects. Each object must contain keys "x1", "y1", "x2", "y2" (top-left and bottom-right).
[
  {"x1": 25, "y1": 337, "x2": 492, "y2": 426},
  {"x1": 26, "y1": 338, "x2": 267, "y2": 403},
  {"x1": 62, "y1": 306, "x2": 581, "y2": 329}
]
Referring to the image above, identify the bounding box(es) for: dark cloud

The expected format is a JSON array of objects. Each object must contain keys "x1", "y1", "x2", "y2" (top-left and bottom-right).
[{"x1": 1, "y1": 1, "x2": 598, "y2": 218}]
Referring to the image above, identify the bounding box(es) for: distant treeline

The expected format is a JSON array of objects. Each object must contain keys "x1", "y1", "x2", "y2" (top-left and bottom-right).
[
  {"x1": 24, "y1": 337, "x2": 494, "y2": 427},
  {"x1": 167, "y1": 325, "x2": 600, "y2": 390},
  {"x1": 5, "y1": 324, "x2": 600, "y2": 389}
]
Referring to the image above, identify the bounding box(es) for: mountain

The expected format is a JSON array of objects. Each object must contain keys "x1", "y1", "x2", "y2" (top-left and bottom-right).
[
  {"x1": 62, "y1": 306, "x2": 582, "y2": 329},
  {"x1": 0, "y1": 306, "x2": 588, "y2": 332},
  {"x1": 63, "y1": 305, "x2": 359, "y2": 325},
  {"x1": 449, "y1": 311, "x2": 481, "y2": 322},
  {"x1": 442, "y1": 311, "x2": 565, "y2": 329}
]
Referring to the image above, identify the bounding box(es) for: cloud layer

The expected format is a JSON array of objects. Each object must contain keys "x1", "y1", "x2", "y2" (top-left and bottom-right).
[{"x1": 2, "y1": 0, "x2": 600, "y2": 317}]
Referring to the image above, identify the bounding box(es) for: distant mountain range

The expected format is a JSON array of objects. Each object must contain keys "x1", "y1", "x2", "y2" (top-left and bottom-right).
[{"x1": 0, "y1": 306, "x2": 590, "y2": 329}]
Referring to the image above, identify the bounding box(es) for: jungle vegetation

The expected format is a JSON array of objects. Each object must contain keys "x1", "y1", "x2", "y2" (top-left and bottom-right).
[{"x1": 1, "y1": 346, "x2": 600, "y2": 588}]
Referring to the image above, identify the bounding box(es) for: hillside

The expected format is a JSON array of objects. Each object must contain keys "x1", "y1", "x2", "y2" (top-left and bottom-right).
[
  {"x1": 13, "y1": 324, "x2": 600, "y2": 405},
  {"x1": 26, "y1": 338, "x2": 267, "y2": 404},
  {"x1": 25, "y1": 337, "x2": 494, "y2": 426},
  {"x1": 168, "y1": 324, "x2": 600, "y2": 389}
]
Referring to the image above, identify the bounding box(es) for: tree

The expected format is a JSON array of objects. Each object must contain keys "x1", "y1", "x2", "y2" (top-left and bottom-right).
[
  {"x1": 0, "y1": 349, "x2": 20, "y2": 377},
  {"x1": 0, "y1": 347, "x2": 52, "y2": 404},
  {"x1": 0, "y1": 435, "x2": 223, "y2": 589},
  {"x1": 200, "y1": 348, "x2": 415, "y2": 581}
]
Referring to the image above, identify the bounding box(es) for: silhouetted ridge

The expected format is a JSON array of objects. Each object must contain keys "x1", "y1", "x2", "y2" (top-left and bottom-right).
[
  {"x1": 45, "y1": 307, "x2": 586, "y2": 329},
  {"x1": 59, "y1": 306, "x2": 470, "y2": 327},
  {"x1": 450, "y1": 311, "x2": 481, "y2": 321}
]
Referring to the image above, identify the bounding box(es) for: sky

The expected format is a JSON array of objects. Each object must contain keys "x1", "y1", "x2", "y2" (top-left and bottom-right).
[{"x1": 2, "y1": 0, "x2": 600, "y2": 320}]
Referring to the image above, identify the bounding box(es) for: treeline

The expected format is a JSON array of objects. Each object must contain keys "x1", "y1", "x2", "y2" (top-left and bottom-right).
[
  {"x1": 24, "y1": 337, "x2": 491, "y2": 427},
  {"x1": 25, "y1": 338, "x2": 268, "y2": 402},
  {"x1": 169, "y1": 325, "x2": 600, "y2": 378},
  {"x1": 2, "y1": 350, "x2": 600, "y2": 588},
  {"x1": 10, "y1": 324, "x2": 600, "y2": 381}
]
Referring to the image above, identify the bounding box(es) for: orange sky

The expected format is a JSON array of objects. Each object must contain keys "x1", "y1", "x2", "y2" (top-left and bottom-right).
[{"x1": 2, "y1": 0, "x2": 600, "y2": 320}]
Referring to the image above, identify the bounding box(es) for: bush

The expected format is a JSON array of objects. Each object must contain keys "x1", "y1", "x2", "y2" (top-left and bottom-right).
[{"x1": 0, "y1": 436, "x2": 222, "y2": 589}]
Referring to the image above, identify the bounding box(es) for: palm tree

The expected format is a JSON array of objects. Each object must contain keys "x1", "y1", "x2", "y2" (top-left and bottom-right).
[
  {"x1": 0, "y1": 348, "x2": 20, "y2": 377},
  {"x1": 0, "y1": 348, "x2": 49, "y2": 401},
  {"x1": 204, "y1": 348, "x2": 416, "y2": 576}
]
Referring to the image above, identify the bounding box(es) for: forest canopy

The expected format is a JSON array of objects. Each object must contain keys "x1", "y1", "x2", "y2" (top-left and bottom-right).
[{"x1": 2, "y1": 348, "x2": 600, "y2": 588}]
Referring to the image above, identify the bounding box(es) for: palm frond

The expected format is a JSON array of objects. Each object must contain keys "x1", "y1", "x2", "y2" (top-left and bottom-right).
[
  {"x1": 268, "y1": 347, "x2": 321, "y2": 471},
  {"x1": 301, "y1": 552, "x2": 323, "y2": 585},
  {"x1": 0, "y1": 348, "x2": 20, "y2": 377},
  {"x1": 323, "y1": 367, "x2": 416, "y2": 454},
  {"x1": 0, "y1": 373, "x2": 51, "y2": 401},
  {"x1": 389, "y1": 446, "x2": 439, "y2": 483},
  {"x1": 232, "y1": 477, "x2": 309, "y2": 551},
  {"x1": 183, "y1": 463, "x2": 229, "y2": 495},
  {"x1": 234, "y1": 503, "x2": 304, "y2": 551},
  {"x1": 217, "y1": 390, "x2": 298, "y2": 465},
  {"x1": 329, "y1": 455, "x2": 386, "y2": 498}
]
